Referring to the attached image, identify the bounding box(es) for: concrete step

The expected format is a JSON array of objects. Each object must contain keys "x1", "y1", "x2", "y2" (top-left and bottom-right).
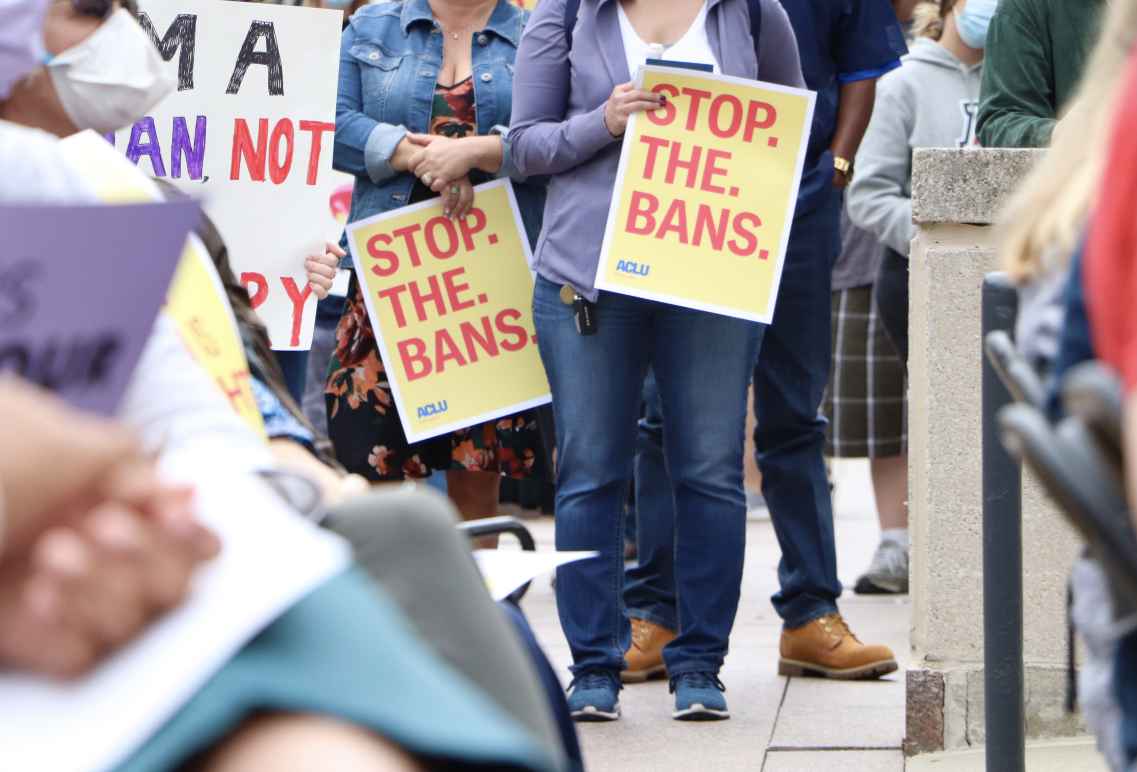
[{"x1": 906, "y1": 738, "x2": 1109, "y2": 772}]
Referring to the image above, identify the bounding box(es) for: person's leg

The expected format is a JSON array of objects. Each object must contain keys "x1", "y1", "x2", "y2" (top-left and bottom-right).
[
  {"x1": 759, "y1": 192, "x2": 897, "y2": 678},
  {"x1": 199, "y1": 713, "x2": 425, "y2": 772},
  {"x1": 324, "y1": 487, "x2": 564, "y2": 760},
  {"x1": 273, "y1": 351, "x2": 309, "y2": 405},
  {"x1": 621, "y1": 369, "x2": 679, "y2": 683},
  {"x1": 653, "y1": 308, "x2": 762, "y2": 684},
  {"x1": 533, "y1": 277, "x2": 650, "y2": 710},
  {"x1": 871, "y1": 454, "x2": 908, "y2": 531},
  {"x1": 447, "y1": 470, "x2": 503, "y2": 548},
  {"x1": 301, "y1": 293, "x2": 346, "y2": 439},
  {"x1": 755, "y1": 196, "x2": 843, "y2": 629},
  {"x1": 853, "y1": 455, "x2": 910, "y2": 595},
  {"x1": 1114, "y1": 629, "x2": 1137, "y2": 766},
  {"x1": 857, "y1": 287, "x2": 910, "y2": 595},
  {"x1": 873, "y1": 248, "x2": 909, "y2": 365},
  {"x1": 624, "y1": 369, "x2": 679, "y2": 632}
]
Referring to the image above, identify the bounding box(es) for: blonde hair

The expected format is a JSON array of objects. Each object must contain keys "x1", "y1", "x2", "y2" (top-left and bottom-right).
[
  {"x1": 911, "y1": 0, "x2": 956, "y2": 41},
  {"x1": 1000, "y1": 2, "x2": 1137, "y2": 281}
]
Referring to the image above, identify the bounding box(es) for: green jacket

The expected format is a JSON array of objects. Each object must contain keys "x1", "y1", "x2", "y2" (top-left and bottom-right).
[{"x1": 976, "y1": 0, "x2": 1105, "y2": 148}]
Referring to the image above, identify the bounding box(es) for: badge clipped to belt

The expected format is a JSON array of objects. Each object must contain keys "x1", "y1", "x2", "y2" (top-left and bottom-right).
[{"x1": 560, "y1": 284, "x2": 597, "y2": 336}]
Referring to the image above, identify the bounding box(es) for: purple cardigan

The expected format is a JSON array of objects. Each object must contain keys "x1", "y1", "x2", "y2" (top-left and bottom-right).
[{"x1": 509, "y1": 0, "x2": 805, "y2": 301}]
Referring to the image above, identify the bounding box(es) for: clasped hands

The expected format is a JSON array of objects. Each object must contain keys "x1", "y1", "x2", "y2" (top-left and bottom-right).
[
  {"x1": 0, "y1": 380, "x2": 220, "y2": 679},
  {"x1": 395, "y1": 131, "x2": 493, "y2": 221},
  {"x1": 307, "y1": 132, "x2": 491, "y2": 298}
]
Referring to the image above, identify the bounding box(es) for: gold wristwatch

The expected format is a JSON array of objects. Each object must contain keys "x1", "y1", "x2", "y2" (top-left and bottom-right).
[{"x1": 833, "y1": 155, "x2": 853, "y2": 180}]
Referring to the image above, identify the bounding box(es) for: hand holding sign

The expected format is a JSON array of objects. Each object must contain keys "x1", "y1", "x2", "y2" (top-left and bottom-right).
[
  {"x1": 596, "y1": 66, "x2": 816, "y2": 323},
  {"x1": 604, "y1": 82, "x2": 668, "y2": 137},
  {"x1": 305, "y1": 242, "x2": 345, "y2": 300}
]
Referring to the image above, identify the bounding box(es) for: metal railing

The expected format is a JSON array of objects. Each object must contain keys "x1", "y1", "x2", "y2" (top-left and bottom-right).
[{"x1": 980, "y1": 272, "x2": 1026, "y2": 772}]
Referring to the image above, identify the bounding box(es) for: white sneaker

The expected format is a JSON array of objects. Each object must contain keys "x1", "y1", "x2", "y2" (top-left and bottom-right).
[{"x1": 854, "y1": 539, "x2": 909, "y2": 595}]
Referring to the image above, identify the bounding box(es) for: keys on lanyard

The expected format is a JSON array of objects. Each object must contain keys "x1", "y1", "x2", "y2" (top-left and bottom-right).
[{"x1": 560, "y1": 284, "x2": 597, "y2": 336}]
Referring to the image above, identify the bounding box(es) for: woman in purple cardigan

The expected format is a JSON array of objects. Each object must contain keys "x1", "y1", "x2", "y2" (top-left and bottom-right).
[{"x1": 509, "y1": 0, "x2": 804, "y2": 723}]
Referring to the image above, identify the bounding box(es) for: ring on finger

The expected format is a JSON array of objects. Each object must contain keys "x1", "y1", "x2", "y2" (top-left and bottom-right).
[{"x1": 450, "y1": 184, "x2": 461, "y2": 196}]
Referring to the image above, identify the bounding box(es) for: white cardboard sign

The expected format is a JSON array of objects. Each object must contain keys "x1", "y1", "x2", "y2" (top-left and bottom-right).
[{"x1": 112, "y1": 0, "x2": 348, "y2": 350}]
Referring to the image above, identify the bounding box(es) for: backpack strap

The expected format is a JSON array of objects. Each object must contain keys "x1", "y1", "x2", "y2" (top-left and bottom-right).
[{"x1": 564, "y1": 0, "x2": 581, "y2": 51}]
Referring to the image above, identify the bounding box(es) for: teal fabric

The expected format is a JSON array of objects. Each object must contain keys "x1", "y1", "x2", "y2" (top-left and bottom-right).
[{"x1": 114, "y1": 569, "x2": 556, "y2": 772}]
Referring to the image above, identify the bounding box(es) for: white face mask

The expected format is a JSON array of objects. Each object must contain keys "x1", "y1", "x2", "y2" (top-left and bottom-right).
[
  {"x1": 46, "y1": 8, "x2": 174, "y2": 133},
  {"x1": 0, "y1": 0, "x2": 51, "y2": 100}
]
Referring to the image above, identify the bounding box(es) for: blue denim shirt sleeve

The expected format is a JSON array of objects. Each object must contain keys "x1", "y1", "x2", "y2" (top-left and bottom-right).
[
  {"x1": 508, "y1": 0, "x2": 619, "y2": 178},
  {"x1": 333, "y1": 24, "x2": 407, "y2": 184}
]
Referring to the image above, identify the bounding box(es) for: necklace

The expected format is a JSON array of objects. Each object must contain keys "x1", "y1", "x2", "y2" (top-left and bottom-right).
[
  {"x1": 438, "y1": 4, "x2": 494, "y2": 42},
  {"x1": 438, "y1": 24, "x2": 463, "y2": 40}
]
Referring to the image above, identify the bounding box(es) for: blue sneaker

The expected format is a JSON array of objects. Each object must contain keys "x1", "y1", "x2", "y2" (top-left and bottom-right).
[
  {"x1": 671, "y1": 672, "x2": 730, "y2": 721},
  {"x1": 567, "y1": 670, "x2": 621, "y2": 721}
]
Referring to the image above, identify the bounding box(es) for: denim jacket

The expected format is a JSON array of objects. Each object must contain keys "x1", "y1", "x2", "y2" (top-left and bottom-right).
[{"x1": 334, "y1": 0, "x2": 540, "y2": 251}]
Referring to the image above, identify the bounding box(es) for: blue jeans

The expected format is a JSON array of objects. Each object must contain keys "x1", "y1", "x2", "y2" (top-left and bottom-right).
[
  {"x1": 274, "y1": 350, "x2": 310, "y2": 405},
  {"x1": 623, "y1": 369, "x2": 679, "y2": 631},
  {"x1": 623, "y1": 190, "x2": 844, "y2": 631},
  {"x1": 533, "y1": 277, "x2": 763, "y2": 677},
  {"x1": 1116, "y1": 629, "x2": 1137, "y2": 764}
]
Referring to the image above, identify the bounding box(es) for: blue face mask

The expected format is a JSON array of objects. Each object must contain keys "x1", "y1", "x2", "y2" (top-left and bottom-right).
[{"x1": 955, "y1": 0, "x2": 998, "y2": 50}]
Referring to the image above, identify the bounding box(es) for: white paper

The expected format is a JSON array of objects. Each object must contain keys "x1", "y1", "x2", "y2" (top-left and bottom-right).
[
  {"x1": 0, "y1": 467, "x2": 351, "y2": 772},
  {"x1": 114, "y1": 1, "x2": 347, "y2": 350},
  {"x1": 473, "y1": 549, "x2": 598, "y2": 601}
]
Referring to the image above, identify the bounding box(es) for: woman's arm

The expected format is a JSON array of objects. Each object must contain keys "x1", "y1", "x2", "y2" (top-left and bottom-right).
[
  {"x1": 757, "y1": 0, "x2": 806, "y2": 89},
  {"x1": 508, "y1": 0, "x2": 620, "y2": 177},
  {"x1": 268, "y1": 439, "x2": 370, "y2": 507},
  {"x1": 332, "y1": 24, "x2": 415, "y2": 183},
  {"x1": 847, "y1": 80, "x2": 915, "y2": 256},
  {"x1": 408, "y1": 135, "x2": 505, "y2": 189}
]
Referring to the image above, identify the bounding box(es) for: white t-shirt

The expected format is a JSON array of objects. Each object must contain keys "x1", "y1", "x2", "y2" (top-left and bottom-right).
[{"x1": 616, "y1": 1, "x2": 720, "y2": 80}]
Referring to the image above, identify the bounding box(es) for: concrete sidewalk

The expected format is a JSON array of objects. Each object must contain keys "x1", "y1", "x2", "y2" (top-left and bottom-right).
[{"x1": 517, "y1": 460, "x2": 911, "y2": 771}]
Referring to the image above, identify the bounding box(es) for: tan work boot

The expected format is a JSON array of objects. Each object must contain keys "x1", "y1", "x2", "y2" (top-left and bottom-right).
[
  {"x1": 778, "y1": 613, "x2": 898, "y2": 680},
  {"x1": 621, "y1": 618, "x2": 676, "y2": 683}
]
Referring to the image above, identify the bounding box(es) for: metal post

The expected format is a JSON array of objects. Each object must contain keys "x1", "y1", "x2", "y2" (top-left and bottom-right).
[{"x1": 982, "y1": 272, "x2": 1025, "y2": 772}]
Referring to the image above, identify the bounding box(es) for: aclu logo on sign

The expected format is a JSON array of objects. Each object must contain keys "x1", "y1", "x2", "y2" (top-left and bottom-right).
[
  {"x1": 417, "y1": 400, "x2": 449, "y2": 420},
  {"x1": 616, "y1": 259, "x2": 650, "y2": 277}
]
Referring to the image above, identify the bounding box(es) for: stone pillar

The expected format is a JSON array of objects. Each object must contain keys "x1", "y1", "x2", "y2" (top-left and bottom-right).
[{"x1": 904, "y1": 149, "x2": 1085, "y2": 755}]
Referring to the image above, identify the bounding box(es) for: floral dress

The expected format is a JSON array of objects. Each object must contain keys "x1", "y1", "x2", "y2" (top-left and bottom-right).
[{"x1": 325, "y1": 78, "x2": 546, "y2": 482}]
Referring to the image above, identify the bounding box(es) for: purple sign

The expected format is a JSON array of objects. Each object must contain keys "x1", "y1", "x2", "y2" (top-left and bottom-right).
[{"x1": 0, "y1": 200, "x2": 200, "y2": 415}]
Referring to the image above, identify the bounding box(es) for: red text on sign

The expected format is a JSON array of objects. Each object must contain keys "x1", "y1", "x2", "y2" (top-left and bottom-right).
[
  {"x1": 378, "y1": 267, "x2": 477, "y2": 328},
  {"x1": 625, "y1": 191, "x2": 765, "y2": 259},
  {"x1": 241, "y1": 271, "x2": 313, "y2": 348},
  {"x1": 640, "y1": 136, "x2": 731, "y2": 193},
  {"x1": 396, "y1": 308, "x2": 531, "y2": 382},
  {"x1": 645, "y1": 84, "x2": 777, "y2": 143},
  {"x1": 366, "y1": 207, "x2": 488, "y2": 277},
  {"x1": 230, "y1": 118, "x2": 335, "y2": 185}
]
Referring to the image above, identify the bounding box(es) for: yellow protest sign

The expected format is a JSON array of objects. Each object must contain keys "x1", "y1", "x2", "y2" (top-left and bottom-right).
[
  {"x1": 57, "y1": 131, "x2": 267, "y2": 438},
  {"x1": 164, "y1": 248, "x2": 268, "y2": 437},
  {"x1": 596, "y1": 66, "x2": 816, "y2": 323},
  {"x1": 345, "y1": 179, "x2": 550, "y2": 443}
]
